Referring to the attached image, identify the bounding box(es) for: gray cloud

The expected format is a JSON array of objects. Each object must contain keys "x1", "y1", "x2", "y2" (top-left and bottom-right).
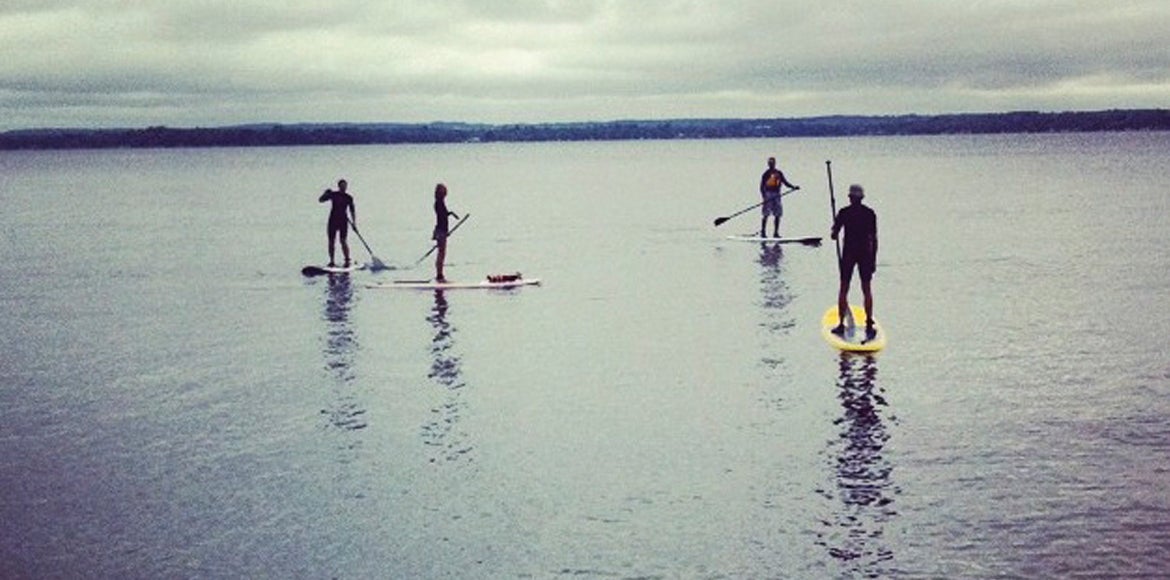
[{"x1": 2, "y1": 0, "x2": 1168, "y2": 129}]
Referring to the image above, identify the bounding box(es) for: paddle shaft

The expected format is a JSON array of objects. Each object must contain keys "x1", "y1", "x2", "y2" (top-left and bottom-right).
[
  {"x1": 348, "y1": 218, "x2": 375, "y2": 256},
  {"x1": 826, "y1": 160, "x2": 854, "y2": 328},
  {"x1": 348, "y1": 218, "x2": 388, "y2": 269},
  {"x1": 825, "y1": 162, "x2": 843, "y2": 265},
  {"x1": 414, "y1": 213, "x2": 470, "y2": 265},
  {"x1": 714, "y1": 187, "x2": 799, "y2": 226}
]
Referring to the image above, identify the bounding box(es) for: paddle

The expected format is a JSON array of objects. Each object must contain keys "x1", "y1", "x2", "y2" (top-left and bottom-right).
[
  {"x1": 825, "y1": 161, "x2": 854, "y2": 329},
  {"x1": 349, "y1": 218, "x2": 389, "y2": 271},
  {"x1": 713, "y1": 187, "x2": 799, "y2": 226},
  {"x1": 413, "y1": 213, "x2": 470, "y2": 266}
]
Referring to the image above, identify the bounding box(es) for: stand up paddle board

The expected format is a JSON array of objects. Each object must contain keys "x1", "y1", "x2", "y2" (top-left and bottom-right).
[
  {"x1": 726, "y1": 235, "x2": 822, "y2": 245},
  {"x1": 367, "y1": 274, "x2": 540, "y2": 290},
  {"x1": 821, "y1": 304, "x2": 886, "y2": 352},
  {"x1": 302, "y1": 263, "x2": 366, "y2": 276}
]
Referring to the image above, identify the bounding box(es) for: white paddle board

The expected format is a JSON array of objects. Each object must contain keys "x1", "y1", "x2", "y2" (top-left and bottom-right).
[
  {"x1": 367, "y1": 276, "x2": 541, "y2": 290},
  {"x1": 726, "y1": 235, "x2": 823, "y2": 245},
  {"x1": 302, "y1": 263, "x2": 366, "y2": 276}
]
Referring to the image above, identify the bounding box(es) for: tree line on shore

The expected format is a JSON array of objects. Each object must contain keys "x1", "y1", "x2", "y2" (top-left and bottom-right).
[{"x1": 2, "y1": 109, "x2": 1167, "y2": 150}]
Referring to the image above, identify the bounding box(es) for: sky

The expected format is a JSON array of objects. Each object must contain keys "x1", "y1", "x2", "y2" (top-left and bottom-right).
[{"x1": 1, "y1": 0, "x2": 1168, "y2": 130}]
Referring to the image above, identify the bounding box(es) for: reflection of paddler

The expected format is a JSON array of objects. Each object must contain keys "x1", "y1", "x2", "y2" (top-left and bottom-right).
[
  {"x1": 822, "y1": 353, "x2": 895, "y2": 574},
  {"x1": 423, "y1": 288, "x2": 474, "y2": 465},
  {"x1": 431, "y1": 183, "x2": 460, "y2": 283}
]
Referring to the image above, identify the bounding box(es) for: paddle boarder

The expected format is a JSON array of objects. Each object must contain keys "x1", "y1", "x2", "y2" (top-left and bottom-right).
[
  {"x1": 760, "y1": 157, "x2": 798, "y2": 238},
  {"x1": 319, "y1": 179, "x2": 356, "y2": 267},
  {"x1": 831, "y1": 184, "x2": 878, "y2": 338},
  {"x1": 432, "y1": 183, "x2": 460, "y2": 283}
]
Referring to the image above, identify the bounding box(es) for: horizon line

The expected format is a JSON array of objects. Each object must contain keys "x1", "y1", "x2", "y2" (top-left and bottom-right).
[{"x1": 5, "y1": 106, "x2": 1168, "y2": 134}]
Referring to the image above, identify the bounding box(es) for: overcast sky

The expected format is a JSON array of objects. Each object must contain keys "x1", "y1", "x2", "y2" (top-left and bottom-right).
[{"x1": 2, "y1": 0, "x2": 1167, "y2": 130}]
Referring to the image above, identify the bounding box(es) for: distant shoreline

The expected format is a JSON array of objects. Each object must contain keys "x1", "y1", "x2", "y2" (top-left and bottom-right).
[{"x1": 2, "y1": 109, "x2": 1167, "y2": 150}]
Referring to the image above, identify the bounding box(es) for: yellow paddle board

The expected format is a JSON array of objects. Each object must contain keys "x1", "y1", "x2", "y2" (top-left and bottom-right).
[{"x1": 821, "y1": 304, "x2": 886, "y2": 352}]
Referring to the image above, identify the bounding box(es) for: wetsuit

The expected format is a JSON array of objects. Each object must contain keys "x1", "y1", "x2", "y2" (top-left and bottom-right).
[
  {"x1": 433, "y1": 198, "x2": 454, "y2": 241},
  {"x1": 320, "y1": 189, "x2": 354, "y2": 243},
  {"x1": 833, "y1": 203, "x2": 878, "y2": 284}
]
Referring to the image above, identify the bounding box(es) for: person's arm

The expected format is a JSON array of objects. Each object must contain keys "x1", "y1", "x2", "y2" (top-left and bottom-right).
[
  {"x1": 348, "y1": 197, "x2": 356, "y2": 225},
  {"x1": 319, "y1": 189, "x2": 331, "y2": 203},
  {"x1": 830, "y1": 208, "x2": 842, "y2": 240},
  {"x1": 760, "y1": 172, "x2": 768, "y2": 196},
  {"x1": 781, "y1": 171, "x2": 798, "y2": 190},
  {"x1": 870, "y1": 213, "x2": 878, "y2": 260}
]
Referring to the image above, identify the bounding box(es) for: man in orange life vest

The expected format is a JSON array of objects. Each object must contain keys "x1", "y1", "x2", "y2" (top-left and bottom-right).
[{"x1": 759, "y1": 157, "x2": 798, "y2": 237}]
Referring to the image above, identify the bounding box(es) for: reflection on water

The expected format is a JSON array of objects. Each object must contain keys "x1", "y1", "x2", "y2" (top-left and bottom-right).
[
  {"x1": 421, "y1": 290, "x2": 473, "y2": 465},
  {"x1": 816, "y1": 353, "x2": 898, "y2": 576},
  {"x1": 320, "y1": 274, "x2": 367, "y2": 438},
  {"x1": 758, "y1": 244, "x2": 794, "y2": 374},
  {"x1": 757, "y1": 244, "x2": 794, "y2": 330}
]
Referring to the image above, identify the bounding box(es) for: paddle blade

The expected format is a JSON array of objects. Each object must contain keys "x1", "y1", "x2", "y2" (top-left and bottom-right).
[
  {"x1": 369, "y1": 256, "x2": 392, "y2": 271},
  {"x1": 713, "y1": 217, "x2": 729, "y2": 227}
]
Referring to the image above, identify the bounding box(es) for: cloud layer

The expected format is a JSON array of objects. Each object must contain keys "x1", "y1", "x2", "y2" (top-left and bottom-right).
[{"x1": 2, "y1": 0, "x2": 1168, "y2": 129}]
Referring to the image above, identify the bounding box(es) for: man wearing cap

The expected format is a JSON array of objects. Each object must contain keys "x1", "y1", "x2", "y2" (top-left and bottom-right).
[
  {"x1": 759, "y1": 157, "x2": 798, "y2": 238},
  {"x1": 830, "y1": 184, "x2": 878, "y2": 337}
]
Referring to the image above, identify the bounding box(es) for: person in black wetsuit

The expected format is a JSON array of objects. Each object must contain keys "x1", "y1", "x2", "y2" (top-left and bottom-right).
[
  {"x1": 319, "y1": 179, "x2": 356, "y2": 267},
  {"x1": 432, "y1": 183, "x2": 459, "y2": 283},
  {"x1": 831, "y1": 184, "x2": 878, "y2": 337},
  {"x1": 760, "y1": 157, "x2": 798, "y2": 238}
]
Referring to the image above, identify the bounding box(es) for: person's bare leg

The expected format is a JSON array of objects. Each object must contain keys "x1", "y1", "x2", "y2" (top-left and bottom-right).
[
  {"x1": 435, "y1": 241, "x2": 447, "y2": 282},
  {"x1": 834, "y1": 278, "x2": 850, "y2": 334},
  {"x1": 861, "y1": 278, "x2": 875, "y2": 337},
  {"x1": 327, "y1": 232, "x2": 336, "y2": 267}
]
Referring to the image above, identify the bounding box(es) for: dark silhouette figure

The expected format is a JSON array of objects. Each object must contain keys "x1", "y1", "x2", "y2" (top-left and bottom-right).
[
  {"x1": 319, "y1": 179, "x2": 356, "y2": 267},
  {"x1": 431, "y1": 183, "x2": 460, "y2": 283},
  {"x1": 831, "y1": 184, "x2": 878, "y2": 338}
]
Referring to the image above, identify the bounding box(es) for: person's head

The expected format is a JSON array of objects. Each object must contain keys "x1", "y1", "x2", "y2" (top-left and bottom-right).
[
  {"x1": 848, "y1": 184, "x2": 865, "y2": 203},
  {"x1": 767, "y1": 157, "x2": 776, "y2": 168},
  {"x1": 337, "y1": 179, "x2": 348, "y2": 192},
  {"x1": 434, "y1": 183, "x2": 447, "y2": 199}
]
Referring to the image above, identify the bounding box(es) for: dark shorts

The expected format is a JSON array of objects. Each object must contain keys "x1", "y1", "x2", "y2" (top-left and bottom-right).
[
  {"x1": 432, "y1": 226, "x2": 448, "y2": 242},
  {"x1": 840, "y1": 251, "x2": 875, "y2": 284},
  {"x1": 328, "y1": 218, "x2": 348, "y2": 240}
]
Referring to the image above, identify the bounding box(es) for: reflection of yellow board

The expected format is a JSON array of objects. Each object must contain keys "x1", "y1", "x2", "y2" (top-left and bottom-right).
[{"x1": 821, "y1": 305, "x2": 886, "y2": 352}]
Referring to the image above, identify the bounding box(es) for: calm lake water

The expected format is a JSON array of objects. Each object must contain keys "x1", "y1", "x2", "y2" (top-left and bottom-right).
[{"x1": 2, "y1": 132, "x2": 1169, "y2": 578}]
